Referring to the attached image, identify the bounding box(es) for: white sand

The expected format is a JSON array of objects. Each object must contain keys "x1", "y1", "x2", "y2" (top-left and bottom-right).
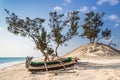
[{"x1": 1, "y1": 59, "x2": 120, "y2": 80}]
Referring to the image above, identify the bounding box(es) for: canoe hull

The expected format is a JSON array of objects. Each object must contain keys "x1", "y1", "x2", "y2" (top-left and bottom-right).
[{"x1": 28, "y1": 60, "x2": 77, "y2": 71}]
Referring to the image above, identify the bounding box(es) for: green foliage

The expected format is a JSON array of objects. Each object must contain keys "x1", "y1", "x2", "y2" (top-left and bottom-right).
[
  {"x1": 64, "y1": 11, "x2": 80, "y2": 36},
  {"x1": 81, "y1": 11, "x2": 105, "y2": 43},
  {"x1": 5, "y1": 9, "x2": 52, "y2": 61},
  {"x1": 5, "y1": 9, "x2": 79, "y2": 59},
  {"x1": 102, "y1": 28, "x2": 111, "y2": 40},
  {"x1": 96, "y1": 28, "x2": 112, "y2": 42},
  {"x1": 49, "y1": 11, "x2": 80, "y2": 56},
  {"x1": 49, "y1": 11, "x2": 64, "y2": 45},
  {"x1": 5, "y1": 9, "x2": 112, "y2": 60},
  {"x1": 47, "y1": 47, "x2": 54, "y2": 55}
]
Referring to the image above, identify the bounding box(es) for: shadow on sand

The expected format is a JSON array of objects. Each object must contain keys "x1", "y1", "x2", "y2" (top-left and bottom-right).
[{"x1": 73, "y1": 62, "x2": 120, "y2": 70}]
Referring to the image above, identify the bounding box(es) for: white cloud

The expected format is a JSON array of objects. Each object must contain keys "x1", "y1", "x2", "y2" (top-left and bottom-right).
[
  {"x1": 107, "y1": 14, "x2": 118, "y2": 21},
  {"x1": 91, "y1": 6, "x2": 97, "y2": 11},
  {"x1": 110, "y1": 0, "x2": 119, "y2": 5},
  {"x1": 97, "y1": 0, "x2": 108, "y2": 5},
  {"x1": 79, "y1": 6, "x2": 89, "y2": 13},
  {"x1": 64, "y1": 0, "x2": 71, "y2": 3},
  {"x1": 53, "y1": 6, "x2": 63, "y2": 12},
  {"x1": 107, "y1": 14, "x2": 120, "y2": 28},
  {"x1": 114, "y1": 23, "x2": 119, "y2": 27},
  {"x1": 97, "y1": 0, "x2": 119, "y2": 5},
  {"x1": 79, "y1": 6, "x2": 97, "y2": 13},
  {"x1": 63, "y1": 0, "x2": 71, "y2": 6}
]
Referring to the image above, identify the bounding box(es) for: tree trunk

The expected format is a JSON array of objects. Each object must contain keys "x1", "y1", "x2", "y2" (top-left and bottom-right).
[
  {"x1": 90, "y1": 38, "x2": 93, "y2": 43},
  {"x1": 26, "y1": 56, "x2": 33, "y2": 68},
  {"x1": 93, "y1": 37, "x2": 95, "y2": 43},
  {"x1": 90, "y1": 38, "x2": 95, "y2": 43},
  {"x1": 55, "y1": 44, "x2": 59, "y2": 56},
  {"x1": 41, "y1": 50, "x2": 50, "y2": 61}
]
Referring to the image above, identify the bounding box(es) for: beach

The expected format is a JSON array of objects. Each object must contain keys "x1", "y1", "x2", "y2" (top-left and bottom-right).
[
  {"x1": 1, "y1": 59, "x2": 120, "y2": 80},
  {"x1": 0, "y1": 0, "x2": 120, "y2": 80}
]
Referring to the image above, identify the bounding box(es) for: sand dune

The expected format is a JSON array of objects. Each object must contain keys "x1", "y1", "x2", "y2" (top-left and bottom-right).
[
  {"x1": 1, "y1": 43, "x2": 120, "y2": 80},
  {"x1": 64, "y1": 43, "x2": 120, "y2": 59}
]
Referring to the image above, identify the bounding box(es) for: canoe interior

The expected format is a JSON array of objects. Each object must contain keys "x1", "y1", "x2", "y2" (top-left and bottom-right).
[{"x1": 30, "y1": 57, "x2": 72, "y2": 66}]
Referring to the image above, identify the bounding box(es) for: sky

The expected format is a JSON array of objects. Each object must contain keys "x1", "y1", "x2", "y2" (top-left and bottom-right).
[{"x1": 0, "y1": 0, "x2": 120, "y2": 57}]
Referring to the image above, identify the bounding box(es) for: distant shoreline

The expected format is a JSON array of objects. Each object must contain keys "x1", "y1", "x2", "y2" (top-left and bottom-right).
[{"x1": 0, "y1": 57, "x2": 27, "y2": 68}]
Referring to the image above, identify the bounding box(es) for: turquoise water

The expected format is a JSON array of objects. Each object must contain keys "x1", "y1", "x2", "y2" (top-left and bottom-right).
[
  {"x1": 0, "y1": 57, "x2": 26, "y2": 64},
  {"x1": 0, "y1": 57, "x2": 26, "y2": 67}
]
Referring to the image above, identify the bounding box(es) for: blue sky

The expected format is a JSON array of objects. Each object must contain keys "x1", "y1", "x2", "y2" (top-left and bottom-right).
[{"x1": 0, "y1": 0, "x2": 120, "y2": 57}]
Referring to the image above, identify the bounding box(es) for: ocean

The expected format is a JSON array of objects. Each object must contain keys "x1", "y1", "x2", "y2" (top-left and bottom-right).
[{"x1": 0, "y1": 57, "x2": 26, "y2": 68}]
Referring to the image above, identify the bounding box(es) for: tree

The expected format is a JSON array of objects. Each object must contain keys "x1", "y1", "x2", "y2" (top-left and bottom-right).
[
  {"x1": 5, "y1": 9, "x2": 53, "y2": 61},
  {"x1": 97, "y1": 28, "x2": 116, "y2": 47},
  {"x1": 97, "y1": 28, "x2": 111, "y2": 42},
  {"x1": 49, "y1": 11, "x2": 64, "y2": 56},
  {"x1": 65, "y1": 11, "x2": 80, "y2": 37},
  {"x1": 81, "y1": 11, "x2": 105, "y2": 43},
  {"x1": 49, "y1": 11, "x2": 80, "y2": 56}
]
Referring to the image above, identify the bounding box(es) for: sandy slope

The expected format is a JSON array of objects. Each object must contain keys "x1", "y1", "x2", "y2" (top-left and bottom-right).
[
  {"x1": 1, "y1": 59, "x2": 120, "y2": 80},
  {"x1": 1, "y1": 44, "x2": 120, "y2": 80},
  {"x1": 64, "y1": 43, "x2": 120, "y2": 59}
]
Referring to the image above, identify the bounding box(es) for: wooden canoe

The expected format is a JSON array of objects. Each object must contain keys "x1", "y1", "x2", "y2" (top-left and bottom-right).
[{"x1": 27, "y1": 57, "x2": 77, "y2": 72}]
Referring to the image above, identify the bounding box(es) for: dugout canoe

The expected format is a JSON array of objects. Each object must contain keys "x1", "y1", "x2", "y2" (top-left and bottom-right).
[{"x1": 27, "y1": 57, "x2": 77, "y2": 72}]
